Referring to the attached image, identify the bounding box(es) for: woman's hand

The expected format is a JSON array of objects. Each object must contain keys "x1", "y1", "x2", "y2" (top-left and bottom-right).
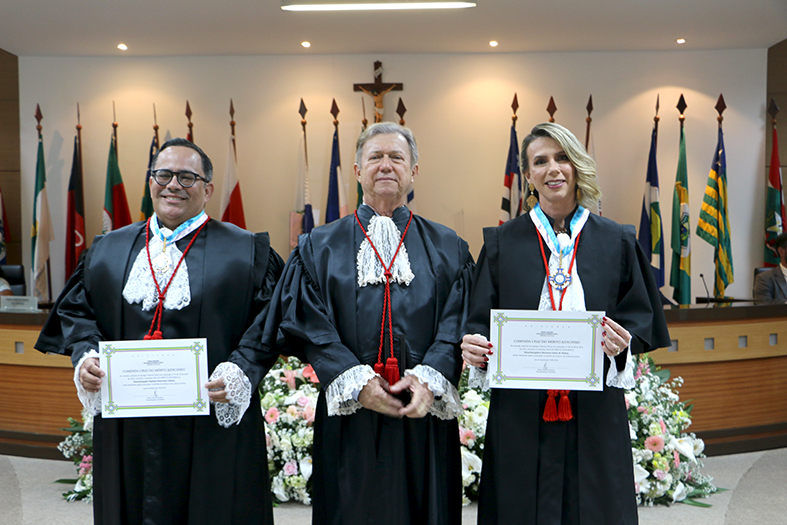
[
  {"x1": 461, "y1": 333, "x2": 493, "y2": 369},
  {"x1": 601, "y1": 316, "x2": 632, "y2": 357}
]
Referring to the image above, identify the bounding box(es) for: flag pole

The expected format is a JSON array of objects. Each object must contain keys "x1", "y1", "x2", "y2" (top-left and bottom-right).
[
  {"x1": 584, "y1": 95, "x2": 593, "y2": 150},
  {"x1": 396, "y1": 98, "x2": 407, "y2": 126},
  {"x1": 546, "y1": 96, "x2": 557, "y2": 123},
  {"x1": 653, "y1": 95, "x2": 660, "y2": 147},
  {"x1": 230, "y1": 99, "x2": 237, "y2": 161},
  {"x1": 34, "y1": 105, "x2": 52, "y2": 302},
  {"x1": 300, "y1": 99, "x2": 309, "y2": 169},
  {"x1": 77, "y1": 103, "x2": 83, "y2": 172},
  {"x1": 153, "y1": 103, "x2": 160, "y2": 149},
  {"x1": 186, "y1": 101, "x2": 194, "y2": 143},
  {"x1": 112, "y1": 101, "x2": 119, "y2": 159}
]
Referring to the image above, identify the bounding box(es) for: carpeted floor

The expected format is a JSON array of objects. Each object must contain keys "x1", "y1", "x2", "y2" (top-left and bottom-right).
[{"x1": 2, "y1": 448, "x2": 785, "y2": 524}]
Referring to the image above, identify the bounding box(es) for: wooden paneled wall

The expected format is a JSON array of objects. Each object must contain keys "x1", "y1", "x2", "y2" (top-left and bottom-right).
[{"x1": 0, "y1": 49, "x2": 20, "y2": 264}]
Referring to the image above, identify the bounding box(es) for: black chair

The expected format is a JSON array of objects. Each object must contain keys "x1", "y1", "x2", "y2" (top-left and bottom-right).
[
  {"x1": 0, "y1": 265, "x2": 26, "y2": 296},
  {"x1": 753, "y1": 267, "x2": 771, "y2": 279}
]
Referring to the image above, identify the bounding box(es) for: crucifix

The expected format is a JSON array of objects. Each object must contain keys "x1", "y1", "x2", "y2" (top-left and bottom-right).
[{"x1": 354, "y1": 61, "x2": 403, "y2": 123}]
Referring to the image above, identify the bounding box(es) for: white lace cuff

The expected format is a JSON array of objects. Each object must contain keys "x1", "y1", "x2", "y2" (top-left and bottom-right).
[
  {"x1": 325, "y1": 364, "x2": 378, "y2": 416},
  {"x1": 73, "y1": 350, "x2": 102, "y2": 416},
  {"x1": 405, "y1": 365, "x2": 463, "y2": 420},
  {"x1": 467, "y1": 365, "x2": 491, "y2": 391},
  {"x1": 210, "y1": 362, "x2": 252, "y2": 428},
  {"x1": 606, "y1": 348, "x2": 635, "y2": 389}
]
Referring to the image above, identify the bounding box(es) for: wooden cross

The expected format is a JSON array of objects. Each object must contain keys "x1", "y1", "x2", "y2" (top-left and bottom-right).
[{"x1": 354, "y1": 61, "x2": 403, "y2": 123}]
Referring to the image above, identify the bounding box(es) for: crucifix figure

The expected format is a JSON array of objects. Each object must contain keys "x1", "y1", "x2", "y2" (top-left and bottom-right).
[{"x1": 354, "y1": 61, "x2": 403, "y2": 123}]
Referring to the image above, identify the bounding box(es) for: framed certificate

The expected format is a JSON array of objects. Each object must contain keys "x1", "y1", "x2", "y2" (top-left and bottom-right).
[
  {"x1": 98, "y1": 338, "x2": 210, "y2": 418},
  {"x1": 488, "y1": 309, "x2": 605, "y2": 391}
]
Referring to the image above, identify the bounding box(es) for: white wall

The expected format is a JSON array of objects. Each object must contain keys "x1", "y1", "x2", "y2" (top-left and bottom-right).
[{"x1": 19, "y1": 49, "x2": 767, "y2": 301}]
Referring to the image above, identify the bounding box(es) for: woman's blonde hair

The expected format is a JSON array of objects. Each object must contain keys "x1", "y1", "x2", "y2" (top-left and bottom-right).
[{"x1": 520, "y1": 122, "x2": 601, "y2": 213}]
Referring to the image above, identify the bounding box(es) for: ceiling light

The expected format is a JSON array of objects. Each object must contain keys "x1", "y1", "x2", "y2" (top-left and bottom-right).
[
  {"x1": 489, "y1": 40, "x2": 498, "y2": 47},
  {"x1": 302, "y1": 41, "x2": 311, "y2": 48},
  {"x1": 282, "y1": 0, "x2": 476, "y2": 11},
  {"x1": 676, "y1": 38, "x2": 686, "y2": 44},
  {"x1": 117, "y1": 43, "x2": 128, "y2": 51}
]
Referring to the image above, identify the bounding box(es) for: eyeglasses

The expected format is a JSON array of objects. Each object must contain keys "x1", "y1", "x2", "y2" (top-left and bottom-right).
[{"x1": 151, "y1": 169, "x2": 207, "y2": 188}]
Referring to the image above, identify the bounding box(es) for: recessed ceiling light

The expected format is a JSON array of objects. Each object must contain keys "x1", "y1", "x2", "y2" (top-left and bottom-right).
[
  {"x1": 282, "y1": 0, "x2": 476, "y2": 11},
  {"x1": 489, "y1": 40, "x2": 499, "y2": 47},
  {"x1": 117, "y1": 43, "x2": 128, "y2": 51},
  {"x1": 676, "y1": 38, "x2": 686, "y2": 45},
  {"x1": 302, "y1": 41, "x2": 311, "y2": 48}
]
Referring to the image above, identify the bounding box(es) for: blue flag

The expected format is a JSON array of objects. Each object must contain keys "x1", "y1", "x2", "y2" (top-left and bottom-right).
[
  {"x1": 638, "y1": 126, "x2": 665, "y2": 288},
  {"x1": 325, "y1": 129, "x2": 348, "y2": 224}
]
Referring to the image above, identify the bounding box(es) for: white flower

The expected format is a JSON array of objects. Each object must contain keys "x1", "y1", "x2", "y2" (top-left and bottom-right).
[
  {"x1": 629, "y1": 423, "x2": 636, "y2": 440},
  {"x1": 272, "y1": 474, "x2": 289, "y2": 502},
  {"x1": 299, "y1": 456, "x2": 313, "y2": 481},
  {"x1": 693, "y1": 437, "x2": 705, "y2": 456},
  {"x1": 624, "y1": 391, "x2": 638, "y2": 408},
  {"x1": 672, "y1": 481, "x2": 688, "y2": 502},
  {"x1": 462, "y1": 390, "x2": 483, "y2": 409},
  {"x1": 633, "y1": 463, "x2": 650, "y2": 485},
  {"x1": 460, "y1": 447, "x2": 482, "y2": 481},
  {"x1": 671, "y1": 436, "x2": 696, "y2": 463}
]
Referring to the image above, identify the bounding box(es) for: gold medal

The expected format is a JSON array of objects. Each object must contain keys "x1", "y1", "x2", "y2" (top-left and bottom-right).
[{"x1": 152, "y1": 249, "x2": 172, "y2": 275}]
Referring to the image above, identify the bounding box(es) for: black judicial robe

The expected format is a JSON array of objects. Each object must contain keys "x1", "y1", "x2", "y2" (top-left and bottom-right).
[
  {"x1": 466, "y1": 212, "x2": 670, "y2": 525},
  {"x1": 36, "y1": 220, "x2": 283, "y2": 525},
  {"x1": 270, "y1": 205, "x2": 473, "y2": 525}
]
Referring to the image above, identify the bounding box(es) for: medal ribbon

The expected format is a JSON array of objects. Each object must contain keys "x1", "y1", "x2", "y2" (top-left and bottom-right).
[
  {"x1": 143, "y1": 215, "x2": 210, "y2": 340},
  {"x1": 531, "y1": 204, "x2": 589, "y2": 423},
  {"x1": 354, "y1": 210, "x2": 413, "y2": 385}
]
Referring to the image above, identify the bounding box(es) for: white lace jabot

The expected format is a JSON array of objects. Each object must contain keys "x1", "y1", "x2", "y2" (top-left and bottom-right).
[{"x1": 122, "y1": 212, "x2": 208, "y2": 311}]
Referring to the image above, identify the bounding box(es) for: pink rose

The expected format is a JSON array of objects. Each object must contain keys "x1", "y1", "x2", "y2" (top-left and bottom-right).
[
  {"x1": 78, "y1": 454, "x2": 93, "y2": 476},
  {"x1": 302, "y1": 365, "x2": 320, "y2": 384},
  {"x1": 645, "y1": 435, "x2": 665, "y2": 453},
  {"x1": 654, "y1": 469, "x2": 667, "y2": 481},
  {"x1": 266, "y1": 434, "x2": 272, "y2": 448},
  {"x1": 265, "y1": 407, "x2": 280, "y2": 424},
  {"x1": 297, "y1": 396, "x2": 310, "y2": 407},
  {"x1": 673, "y1": 450, "x2": 680, "y2": 468},
  {"x1": 283, "y1": 460, "x2": 298, "y2": 476},
  {"x1": 625, "y1": 398, "x2": 630, "y2": 410}
]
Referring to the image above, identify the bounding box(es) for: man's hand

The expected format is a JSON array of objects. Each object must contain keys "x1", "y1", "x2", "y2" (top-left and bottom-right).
[
  {"x1": 79, "y1": 357, "x2": 105, "y2": 392},
  {"x1": 358, "y1": 376, "x2": 404, "y2": 418},
  {"x1": 390, "y1": 375, "x2": 434, "y2": 419},
  {"x1": 205, "y1": 377, "x2": 229, "y2": 404}
]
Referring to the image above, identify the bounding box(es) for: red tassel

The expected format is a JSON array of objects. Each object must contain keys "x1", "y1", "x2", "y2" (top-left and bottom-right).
[
  {"x1": 558, "y1": 390, "x2": 573, "y2": 421},
  {"x1": 384, "y1": 357, "x2": 400, "y2": 384},
  {"x1": 374, "y1": 361, "x2": 385, "y2": 376},
  {"x1": 151, "y1": 330, "x2": 163, "y2": 340},
  {"x1": 543, "y1": 390, "x2": 558, "y2": 422},
  {"x1": 143, "y1": 334, "x2": 152, "y2": 340}
]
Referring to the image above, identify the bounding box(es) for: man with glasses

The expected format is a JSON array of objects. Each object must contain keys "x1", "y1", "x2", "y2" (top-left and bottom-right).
[{"x1": 37, "y1": 138, "x2": 283, "y2": 524}]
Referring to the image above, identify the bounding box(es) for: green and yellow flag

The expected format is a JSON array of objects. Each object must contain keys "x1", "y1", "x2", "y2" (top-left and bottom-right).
[
  {"x1": 697, "y1": 127, "x2": 734, "y2": 297},
  {"x1": 670, "y1": 127, "x2": 691, "y2": 305}
]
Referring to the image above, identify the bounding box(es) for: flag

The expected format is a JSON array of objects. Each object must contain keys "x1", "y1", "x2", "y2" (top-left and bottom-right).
[
  {"x1": 290, "y1": 136, "x2": 314, "y2": 249},
  {"x1": 670, "y1": 126, "x2": 691, "y2": 305},
  {"x1": 139, "y1": 135, "x2": 157, "y2": 221},
  {"x1": 102, "y1": 135, "x2": 132, "y2": 234},
  {"x1": 499, "y1": 123, "x2": 522, "y2": 224},
  {"x1": 0, "y1": 183, "x2": 8, "y2": 264},
  {"x1": 697, "y1": 127, "x2": 734, "y2": 297},
  {"x1": 65, "y1": 135, "x2": 86, "y2": 278},
  {"x1": 765, "y1": 125, "x2": 786, "y2": 266},
  {"x1": 220, "y1": 135, "x2": 247, "y2": 229},
  {"x1": 638, "y1": 126, "x2": 665, "y2": 288},
  {"x1": 31, "y1": 134, "x2": 54, "y2": 301},
  {"x1": 325, "y1": 129, "x2": 349, "y2": 224}
]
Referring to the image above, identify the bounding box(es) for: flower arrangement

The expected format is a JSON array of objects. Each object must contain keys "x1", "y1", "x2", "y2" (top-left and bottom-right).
[
  {"x1": 261, "y1": 356, "x2": 320, "y2": 504},
  {"x1": 56, "y1": 408, "x2": 94, "y2": 502},
  {"x1": 55, "y1": 353, "x2": 715, "y2": 509},
  {"x1": 627, "y1": 354, "x2": 717, "y2": 506},
  {"x1": 457, "y1": 368, "x2": 491, "y2": 505}
]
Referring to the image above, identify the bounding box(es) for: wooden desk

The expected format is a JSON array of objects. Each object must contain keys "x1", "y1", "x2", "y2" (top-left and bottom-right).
[
  {"x1": 653, "y1": 304, "x2": 787, "y2": 455},
  {"x1": 0, "y1": 311, "x2": 83, "y2": 459}
]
